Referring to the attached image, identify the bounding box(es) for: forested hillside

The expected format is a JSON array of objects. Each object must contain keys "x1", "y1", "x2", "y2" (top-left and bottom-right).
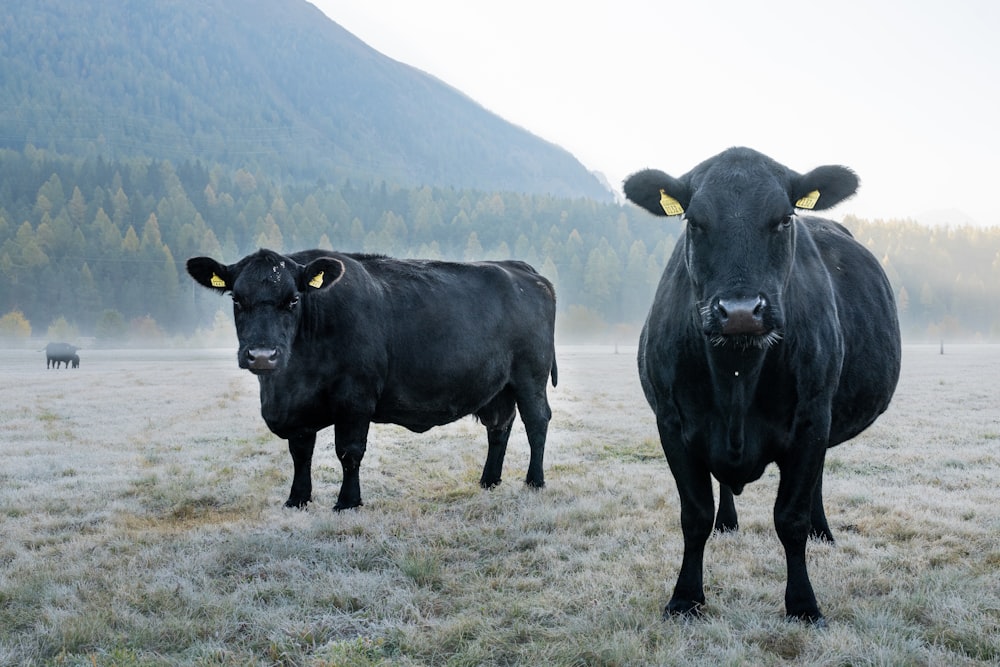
[
  {"x1": 843, "y1": 216, "x2": 1000, "y2": 342},
  {"x1": 1, "y1": 148, "x2": 998, "y2": 346},
  {"x1": 0, "y1": 148, "x2": 678, "y2": 345},
  {"x1": 0, "y1": 0, "x2": 610, "y2": 200}
]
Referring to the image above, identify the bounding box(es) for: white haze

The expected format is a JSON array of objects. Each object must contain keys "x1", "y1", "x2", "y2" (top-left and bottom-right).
[{"x1": 314, "y1": 0, "x2": 1000, "y2": 226}]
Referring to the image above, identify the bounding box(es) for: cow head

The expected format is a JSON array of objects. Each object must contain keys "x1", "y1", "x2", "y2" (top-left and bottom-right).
[
  {"x1": 624, "y1": 147, "x2": 858, "y2": 349},
  {"x1": 187, "y1": 249, "x2": 345, "y2": 373}
]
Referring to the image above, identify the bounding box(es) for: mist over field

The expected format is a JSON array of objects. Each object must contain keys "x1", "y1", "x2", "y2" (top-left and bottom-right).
[
  {"x1": 3, "y1": 3, "x2": 1000, "y2": 347},
  {"x1": 1, "y1": 345, "x2": 997, "y2": 664}
]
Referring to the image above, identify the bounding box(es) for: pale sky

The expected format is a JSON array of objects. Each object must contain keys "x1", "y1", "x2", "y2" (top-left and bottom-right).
[{"x1": 313, "y1": 0, "x2": 1000, "y2": 225}]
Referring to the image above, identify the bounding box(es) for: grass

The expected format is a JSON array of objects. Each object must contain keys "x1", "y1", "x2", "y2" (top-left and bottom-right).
[{"x1": 0, "y1": 345, "x2": 998, "y2": 665}]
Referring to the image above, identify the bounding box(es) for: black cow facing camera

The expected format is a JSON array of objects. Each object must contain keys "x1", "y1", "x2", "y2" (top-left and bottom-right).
[
  {"x1": 187, "y1": 249, "x2": 558, "y2": 512},
  {"x1": 624, "y1": 147, "x2": 901, "y2": 624}
]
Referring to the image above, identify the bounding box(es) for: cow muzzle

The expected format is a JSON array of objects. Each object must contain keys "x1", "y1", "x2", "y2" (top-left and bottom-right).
[
  {"x1": 702, "y1": 295, "x2": 782, "y2": 349},
  {"x1": 243, "y1": 347, "x2": 281, "y2": 373},
  {"x1": 714, "y1": 296, "x2": 768, "y2": 336}
]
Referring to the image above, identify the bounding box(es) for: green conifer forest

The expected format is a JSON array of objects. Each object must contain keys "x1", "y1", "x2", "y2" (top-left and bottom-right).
[{"x1": 1, "y1": 148, "x2": 997, "y2": 346}]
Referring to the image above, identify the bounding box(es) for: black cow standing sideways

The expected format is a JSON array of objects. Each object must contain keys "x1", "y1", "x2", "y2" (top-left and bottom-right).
[
  {"x1": 187, "y1": 249, "x2": 557, "y2": 511},
  {"x1": 46, "y1": 342, "x2": 80, "y2": 369},
  {"x1": 624, "y1": 147, "x2": 901, "y2": 624}
]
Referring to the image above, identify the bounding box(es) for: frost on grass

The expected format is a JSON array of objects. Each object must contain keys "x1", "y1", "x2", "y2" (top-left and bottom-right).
[{"x1": 0, "y1": 345, "x2": 998, "y2": 665}]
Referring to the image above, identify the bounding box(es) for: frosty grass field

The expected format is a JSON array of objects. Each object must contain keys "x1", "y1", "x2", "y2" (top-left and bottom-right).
[{"x1": 0, "y1": 344, "x2": 998, "y2": 665}]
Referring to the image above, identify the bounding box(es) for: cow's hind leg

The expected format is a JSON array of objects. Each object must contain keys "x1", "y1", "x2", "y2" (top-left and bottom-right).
[
  {"x1": 333, "y1": 421, "x2": 370, "y2": 511},
  {"x1": 515, "y1": 385, "x2": 551, "y2": 488},
  {"x1": 715, "y1": 484, "x2": 738, "y2": 532},
  {"x1": 809, "y1": 474, "x2": 834, "y2": 542},
  {"x1": 477, "y1": 389, "x2": 517, "y2": 488},
  {"x1": 286, "y1": 433, "x2": 316, "y2": 508}
]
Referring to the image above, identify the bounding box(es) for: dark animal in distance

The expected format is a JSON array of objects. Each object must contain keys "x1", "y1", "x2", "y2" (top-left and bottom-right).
[
  {"x1": 187, "y1": 249, "x2": 558, "y2": 511},
  {"x1": 45, "y1": 342, "x2": 80, "y2": 369},
  {"x1": 624, "y1": 147, "x2": 901, "y2": 624}
]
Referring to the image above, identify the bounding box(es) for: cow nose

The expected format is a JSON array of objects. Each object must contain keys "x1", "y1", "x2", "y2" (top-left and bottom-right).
[
  {"x1": 715, "y1": 296, "x2": 767, "y2": 335},
  {"x1": 246, "y1": 347, "x2": 280, "y2": 371}
]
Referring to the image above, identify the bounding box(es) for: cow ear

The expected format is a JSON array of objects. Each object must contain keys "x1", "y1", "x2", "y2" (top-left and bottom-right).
[
  {"x1": 298, "y1": 257, "x2": 346, "y2": 292},
  {"x1": 792, "y1": 165, "x2": 859, "y2": 211},
  {"x1": 187, "y1": 256, "x2": 232, "y2": 293},
  {"x1": 623, "y1": 169, "x2": 691, "y2": 217}
]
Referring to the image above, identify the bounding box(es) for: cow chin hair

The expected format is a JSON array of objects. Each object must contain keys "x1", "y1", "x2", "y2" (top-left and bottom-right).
[{"x1": 709, "y1": 330, "x2": 783, "y2": 350}]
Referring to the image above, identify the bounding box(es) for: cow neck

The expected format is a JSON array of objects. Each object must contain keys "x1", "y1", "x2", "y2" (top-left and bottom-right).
[
  {"x1": 704, "y1": 342, "x2": 767, "y2": 387},
  {"x1": 703, "y1": 343, "x2": 767, "y2": 467}
]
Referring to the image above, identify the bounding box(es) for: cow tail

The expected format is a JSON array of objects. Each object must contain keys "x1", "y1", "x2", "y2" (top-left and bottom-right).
[{"x1": 550, "y1": 354, "x2": 558, "y2": 388}]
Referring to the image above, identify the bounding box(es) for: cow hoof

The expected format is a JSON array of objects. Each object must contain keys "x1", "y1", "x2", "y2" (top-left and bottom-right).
[
  {"x1": 333, "y1": 499, "x2": 363, "y2": 512},
  {"x1": 664, "y1": 598, "x2": 705, "y2": 619},
  {"x1": 786, "y1": 611, "x2": 826, "y2": 627},
  {"x1": 480, "y1": 478, "x2": 502, "y2": 489},
  {"x1": 524, "y1": 477, "x2": 545, "y2": 489},
  {"x1": 284, "y1": 498, "x2": 310, "y2": 509}
]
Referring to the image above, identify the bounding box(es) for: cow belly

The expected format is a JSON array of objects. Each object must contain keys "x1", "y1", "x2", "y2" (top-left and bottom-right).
[
  {"x1": 373, "y1": 361, "x2": 511, "y2": 430},
  {"x1": 373, "y1": 410, "x2": 459, "y2": 433},
  {"x1": 373, "y1": 391, "x2": 497, "y2": 432}
]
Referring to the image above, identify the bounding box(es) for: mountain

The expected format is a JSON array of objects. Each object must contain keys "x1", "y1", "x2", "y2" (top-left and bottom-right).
[{"x1": 0, "y1": 0, "x2": 612, "y2": 200}]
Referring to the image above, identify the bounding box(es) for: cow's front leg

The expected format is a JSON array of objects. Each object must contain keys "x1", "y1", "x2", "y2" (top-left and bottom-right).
[
  {"x1": 666, "y1": 472, "x2": 715, "y2": 617},
  {"x1": 333, "y1": 420, "x2": 370, "y2": 511},
  {"x1": 285, "y1": 433, "x2": 316, "y2": 508},
  {"x1": 660, "y1": 422, "x2": 715, "y2": 617},
  {"x1": 775, "y1": 451, "x2": 827, "y2": 624}
]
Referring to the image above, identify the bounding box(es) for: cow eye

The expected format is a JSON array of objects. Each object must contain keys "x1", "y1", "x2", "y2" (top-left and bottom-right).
[
  {"x1": 286, "y1": 295, "x2": 300, "y2": 310},
  {"x1": 775, "y1": 214, "x2": 794, "y2": 231},
  {"x1": 231, "y1": 296, "x2": 243, "y2": 311}
]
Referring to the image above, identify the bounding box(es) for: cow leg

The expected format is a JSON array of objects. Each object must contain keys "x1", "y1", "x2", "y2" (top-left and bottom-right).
[
  {"x1": 285, "y1": 434, "x2": 316, "y2": 508},
  {"x1": 478, "y1": 390, "x2": 517, "y2": 488},
  {"x1": 516, "y1": 388, "x2": 551, "y2": 488},
  {"x1": 715, "y1": 483, "x2": 738, "y2": 532},
  {"x1": 809, "y1": 474, "x2": 835, "y2": 542},
  {"x1": 333, "y1": 421, "x2": 370, "y2": 511},
  {"x1": 660, "y1": 421, "x2": 714, "y2": 617},
  {"x1": 774, "y1": 461, "x2": 826, "y2": 624},
  {"x1": 480, "y1": 420, "x2": 514, "y2": 488},
  {"x1": 667, "y1": 477, "x2": 714, "y2": 616}
]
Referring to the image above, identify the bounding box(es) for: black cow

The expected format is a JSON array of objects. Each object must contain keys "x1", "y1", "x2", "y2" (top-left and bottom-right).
[
  {"x1": 187, "y1": 249, "x2": 557, "y2": 511},
  {"x1": 624, "y1": 147, "x2": 901, "y2": 624},
  {"x1": 45, "y1": 342, "x2": 80, "y2": 369}
]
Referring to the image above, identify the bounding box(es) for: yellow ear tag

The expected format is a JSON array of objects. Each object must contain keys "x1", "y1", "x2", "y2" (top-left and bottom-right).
[
  {"x1": 308, "y1": 271, "x2": 324, "y2": 289},
  {"x1": 210, "y1": 273, "x2": 226, "y2": 288},
  {"x1": 659, "y1": 189, "x2": 684, "y2": 216},
  {"x1": 795, "y1": 190, "x2": 821, "y2": 210}
]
